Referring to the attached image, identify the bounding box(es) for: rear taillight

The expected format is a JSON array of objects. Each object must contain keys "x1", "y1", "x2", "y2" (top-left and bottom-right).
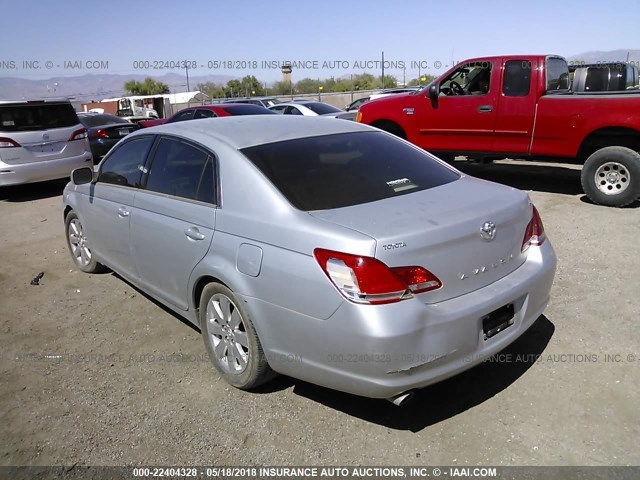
[
  {"x1": 391, "y1": 266, "x2": 442, "y2": 294},
  {"x1": 90, "y1": 129, "x2": 108, "y2": 139},
  {"x1": 69, "y1": 128, "x2": 88, "y2": 141},
  {"x1": 522, "y1": 205, "x2": 546, "y2": 252},
  {"x1": 0, "y1": 137, "x2": 20, "y2": 148},
  {"x1": 314, "y1": 248, "x2": 441, "y2": 305}
]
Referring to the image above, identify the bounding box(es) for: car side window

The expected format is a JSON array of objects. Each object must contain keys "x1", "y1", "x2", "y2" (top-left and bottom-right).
[
  {"x1": 170, "y1": 109, "x2": 195, "y2": 123},
  {"x1": 503, "y1": 60, "x2": 532, "y2": 97},
  {"x1": 194, "y1": 109, "x2": 216, "y2": 119},
  {"x1": 97, "y1": 136, "x2": 155, "y2": 187},
  {"x1": 284, "y1": 106, "x2": 302, "y2": 115},
  {"x1": 440, "y1": 62, "x2": 492, "y2": 96},
  {"x1": 145, "y1": 137, "x2": 216, "y2": 204}
]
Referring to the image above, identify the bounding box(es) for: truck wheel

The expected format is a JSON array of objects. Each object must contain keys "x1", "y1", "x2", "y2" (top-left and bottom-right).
[
  {"x1": 581, "y1": 146, "x2": 640, "y2": 207},
  {"x1": 372, "y1": 121, "x2": 406, "y2": 140}
]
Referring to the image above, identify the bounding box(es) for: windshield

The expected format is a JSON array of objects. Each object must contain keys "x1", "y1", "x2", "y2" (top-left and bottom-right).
[
  {"x1": 241, "y1": 131, "x2": 459, "y2": 211},
  {"x1": 79, "y1": 114, "x2": 128, "y2": 127}
]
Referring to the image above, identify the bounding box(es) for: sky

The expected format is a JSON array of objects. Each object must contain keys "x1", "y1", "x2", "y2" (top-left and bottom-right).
[{"x1": 1, "y1": 0, "x2": 639, "y2": 85}]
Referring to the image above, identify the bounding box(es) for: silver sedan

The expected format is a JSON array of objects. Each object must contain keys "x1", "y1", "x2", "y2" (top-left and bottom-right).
[{"x1": 63, "y1": 116, "x2": 556, "y2": 405}]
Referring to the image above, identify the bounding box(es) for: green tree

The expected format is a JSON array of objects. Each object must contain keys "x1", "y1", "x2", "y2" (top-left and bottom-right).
[
  {"x1": 197, "y1": 81, "x2": 225, "y2": 99},
  {"x1": 353, "y1": 73, "x2": 376, "y2": 91},
  {"x1": 239, "y1": 75, "x2": 265, "y2": 96},
  {"x1": 271, "y1": 80, "x2": 293, "y2": 95},
  {"x1": 332, "y1": 78, "x2": 353, "y2": 92},
  {"x1": 407, "y1": 74, "x2": 437, "y2": 86},
  {"x1": 123, "y1": 77, "x2": 170, "y2": 95},
  {"x1": 295, "y1": 78, "x2": 322, "y2": 94},
  {"x1": 377, "y1": 75, "x2": 398, "y2": 89}
]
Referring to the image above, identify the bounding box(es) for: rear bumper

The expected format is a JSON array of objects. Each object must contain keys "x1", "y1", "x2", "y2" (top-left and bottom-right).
[
  {"x1": 0, "y1": 153, "x2": 92, "y2": 186},
  {"x1": 244, "y1": 241, "x2": 557, "y2": 399}
]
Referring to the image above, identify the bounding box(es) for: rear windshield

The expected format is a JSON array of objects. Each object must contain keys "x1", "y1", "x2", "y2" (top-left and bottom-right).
[
  {"x1": 0, "y1": 102, "x2": 79, "y2": 132},
  {"x1": 241, "y1": 131, "x2": 460, "y2": 211},
  {"x1": 79, "y1": 114, "x2": 128, "y2": 128},
  {"x1": 222, "y1": 105, "x2": 276, "y2": 115},
  {"x1": 303, "y1": 102, "x2": 342, "y2": 115}
]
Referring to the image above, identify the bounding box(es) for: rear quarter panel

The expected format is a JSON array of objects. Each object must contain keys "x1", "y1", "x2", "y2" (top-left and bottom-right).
[
  {"x1": 532, "y1": 94, "x2": 640, "y2": 158},
  {"x1": 187, "y1": 142, "x2": 376, "y2": 326}
]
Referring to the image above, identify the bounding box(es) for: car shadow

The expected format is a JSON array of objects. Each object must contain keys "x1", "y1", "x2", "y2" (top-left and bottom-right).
[
  {"x1": 453, "y1": 160, "x2": 583, "y2": 196},
  {"x1": 109, "y1": 272, "x2": 202, "y2": 333},
  {"x1": 266, "y1": 315, "x2": 555, "y2": 432},
  {"x1": 0, "y1": 178, "x2": 68, "y2": 202},
  {"x1": 107, "y1": 270, "x2": 555, "y2": 431}
]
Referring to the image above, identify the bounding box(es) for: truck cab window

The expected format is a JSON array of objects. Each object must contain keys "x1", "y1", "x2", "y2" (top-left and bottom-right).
[
  {"x1": 546, "y1": 57, "x2": 570, "y2": 92},
  {"x1": 439, "y1": 62, "x2": 492, "y2": 96},
  {"x1": 503, "y1": 60, "x2": 532, "y2": 97}
]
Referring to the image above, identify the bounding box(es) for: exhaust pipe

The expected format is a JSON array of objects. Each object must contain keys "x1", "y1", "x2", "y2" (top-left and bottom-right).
[{"x1": 386, "y1": 390, "x2": 416, "y2": 406}]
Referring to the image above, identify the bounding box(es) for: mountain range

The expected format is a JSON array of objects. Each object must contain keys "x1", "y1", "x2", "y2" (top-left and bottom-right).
[{"x1": 0, "y1": 73, "x2": 237, "y2": 102}]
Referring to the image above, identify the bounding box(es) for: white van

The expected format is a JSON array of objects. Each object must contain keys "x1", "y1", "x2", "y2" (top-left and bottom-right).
[{"x1": 0, "y1": 99, "x2": 92, "y2": 186}]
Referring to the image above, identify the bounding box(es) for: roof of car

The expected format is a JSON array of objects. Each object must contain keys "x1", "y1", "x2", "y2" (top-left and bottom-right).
[
  {"x1": 271, "y1": 101, "x2": 318, "y2": 106},
  {"x1": 136, "y1": 115, "x2": 371, "y2": 149}
]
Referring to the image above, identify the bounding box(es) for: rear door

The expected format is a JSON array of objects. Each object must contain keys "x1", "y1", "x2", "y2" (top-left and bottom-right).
[
  {"x1": 130, "y1": 136, "x2": 216, "y2": 310},
  {"x1": 493, "y1": 59, "x2": 538, "y2": 154}
]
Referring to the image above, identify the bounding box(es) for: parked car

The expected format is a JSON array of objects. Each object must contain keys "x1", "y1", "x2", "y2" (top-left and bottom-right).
[
  {"x1": 78, "y1": 112, "x2": 140, "y2": 162},
  {"x1": 369, "y1": 86, "x2": 424, "y2": 101},
  {"x1": 139, "y1": 103, "x2": 274, "y2": 128},
  {"x1": 269, "y1": 101, "x2": 355, "y2": 120},
  {"x1": 345, "y1": 97, "x2": 370, "y2": 111},
  {"x1": 63, "y1": 115, "x2": 556, "y2": 405},
  {"x1": 357, "y1": 54, "x2": 640, "y2": 207},
  {"x1": 0, "y1": 99, "x2": 92, "y2": 186},
  {"x1": 569, "y1": 62, "x2": 639, "y2": 92},
  {"x1": 223, "y1": 97, "x2": 282, "y2": 108}
]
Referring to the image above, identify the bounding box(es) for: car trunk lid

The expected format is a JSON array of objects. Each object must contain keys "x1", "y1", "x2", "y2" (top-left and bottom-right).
[{"x1": 309, "y1": 177, "x2": 532, "y2": 303}]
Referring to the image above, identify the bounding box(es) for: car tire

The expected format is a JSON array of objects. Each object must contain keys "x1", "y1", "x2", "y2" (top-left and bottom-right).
[
  {"x1": 64, "y1": 211, "x2": 104, "y2": 273},
  {"x1": 199, "y1": 283, "x2": 275, "y2": 390},
  {"x1": 581, "y1": 146, "x2": 640, "y2": 207}
]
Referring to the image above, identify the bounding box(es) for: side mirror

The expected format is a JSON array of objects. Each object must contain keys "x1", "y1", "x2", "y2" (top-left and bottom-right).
[
  {"x1": 428, "y1": 84, "x2": 439, "y2": 101},
  {"x1": 71, "y1": 166, "x2": 94, "y2": 185}
]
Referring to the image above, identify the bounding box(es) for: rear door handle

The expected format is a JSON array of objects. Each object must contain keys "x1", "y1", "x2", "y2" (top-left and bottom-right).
[
  {"x1": 184, "y1": 227, "x2": 206, "y2": 241},
  {"x1": 478, "y1": 105, "x2": 493, "y2": 113},
  {"x1": 117, "y1": 207, "x2": 130, "y2": 218}
]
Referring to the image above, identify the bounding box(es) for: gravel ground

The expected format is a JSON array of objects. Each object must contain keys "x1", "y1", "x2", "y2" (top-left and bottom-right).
[{"x1": 0, "y1": 160, "x2": 638, "y2": 467}]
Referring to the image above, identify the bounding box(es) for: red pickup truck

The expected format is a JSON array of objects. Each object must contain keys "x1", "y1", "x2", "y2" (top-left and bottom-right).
[{"x1": 356, "y1": 55, "x2": 640, "y2": 207}]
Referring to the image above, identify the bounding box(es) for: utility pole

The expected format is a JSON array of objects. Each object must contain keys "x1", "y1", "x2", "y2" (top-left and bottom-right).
[
  {"x1": 185, "y1": 65, "x2": 190, "y2": 92},
  {"x1": 381, "y1": 51, "x2": 385, "y2": 88}
]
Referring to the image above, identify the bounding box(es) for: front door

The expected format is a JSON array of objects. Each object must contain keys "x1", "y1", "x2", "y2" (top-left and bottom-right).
[{"x1": 416, "y1": 60, "x2": 498, "y2": 153}]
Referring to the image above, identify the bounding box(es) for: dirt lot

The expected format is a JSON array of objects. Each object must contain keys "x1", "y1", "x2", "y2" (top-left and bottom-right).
[{"x1": 1, "y1": 160, "x2": 638, "y2": 467}]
